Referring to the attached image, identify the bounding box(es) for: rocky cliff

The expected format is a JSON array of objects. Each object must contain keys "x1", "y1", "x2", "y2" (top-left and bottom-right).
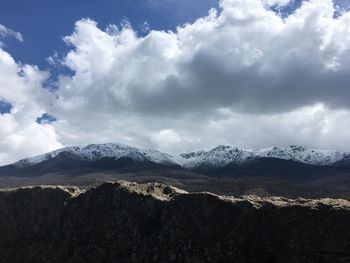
[{"x1": 0, "y1": 181, "x2": 350, "y2": 263}]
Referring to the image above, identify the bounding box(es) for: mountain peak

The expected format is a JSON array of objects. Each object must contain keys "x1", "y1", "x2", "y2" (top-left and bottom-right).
[{"x1": 15, "y1": 143, "x2": 177, "y2": 167}]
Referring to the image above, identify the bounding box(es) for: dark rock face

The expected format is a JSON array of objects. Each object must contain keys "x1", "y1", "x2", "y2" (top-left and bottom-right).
[
  {"x1": 0, "y1": 155, "x2": 182, "y2": 178},
  {"x1": 0, "y1": 182, "x2": 350, "y2": 263}
]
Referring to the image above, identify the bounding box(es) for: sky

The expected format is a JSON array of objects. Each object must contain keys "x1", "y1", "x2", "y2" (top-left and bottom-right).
[{"x1": 1, "y1": 0, "x2": 350, "y2": 165}]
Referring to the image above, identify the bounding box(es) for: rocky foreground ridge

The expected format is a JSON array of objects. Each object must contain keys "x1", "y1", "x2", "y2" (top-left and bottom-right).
[{"x1": 0, "y1": 181, "x2": 350, "y2": 263}]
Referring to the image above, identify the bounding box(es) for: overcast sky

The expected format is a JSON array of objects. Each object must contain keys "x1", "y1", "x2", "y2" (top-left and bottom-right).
[{"x1": 1, "y1": 0, "x2": 350, "y2": 165}]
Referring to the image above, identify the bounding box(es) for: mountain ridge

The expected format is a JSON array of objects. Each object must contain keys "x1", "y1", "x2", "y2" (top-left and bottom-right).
[
  {"x1": 1, "y1": 143, "x2": 350, "y2": 200},
  {"x1": 1, "y1": 143, "x2": 350, "y2": 182},
  {"x1": 10, "y1": 143, "x2": 350, "y2": 169}
]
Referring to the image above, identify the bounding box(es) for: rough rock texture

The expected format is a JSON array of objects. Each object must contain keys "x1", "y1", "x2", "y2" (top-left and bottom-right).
[{"x1": 0, "y1": 181, "x2": 350, "y2": 263}]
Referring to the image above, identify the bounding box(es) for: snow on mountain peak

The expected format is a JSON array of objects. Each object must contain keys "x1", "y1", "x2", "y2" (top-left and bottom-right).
[
  {"x1": 177, "y1": 145, "x2": 255, "y2": 169},
  {"x1": 252, "y1": 146, "x2": 345, "y2": 166},
  {"x1": 12, "y1": 143, "x2": 350, "y2": 170},
  {"x1": 177, "y1": 145, "x2": 349, "y2": 169},
  {"x1": 16, "y1": 143, "x2": 177, "y2": 167}
]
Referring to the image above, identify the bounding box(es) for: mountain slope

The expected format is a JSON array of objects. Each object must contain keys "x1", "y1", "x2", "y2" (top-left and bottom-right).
[
  {"x1": 16, "y1": 143, "x2": 176, "y2": 166},
  {"x1": 0, "y1": 143, "x2": 180, "y2": 177},
  {"x1": 177, "y1": 145, "x2": 350, "y2": 170},
  {"x1": 1, "y1": 143, "x2": 350, "y2": 178}
]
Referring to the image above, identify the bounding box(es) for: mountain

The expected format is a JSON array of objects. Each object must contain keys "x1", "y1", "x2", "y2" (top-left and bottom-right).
[
  {"x1": 178, "y1": 146, "x2": 255, "y2": 169},
  {"x1": 177, "y1": 145, "x2": 350, "y2": 180},
  {"x1": 0, "y1": 143, "x2": 180, "y2": 177},
  {"x1": 178, "y1": 145, "x2": 350, "y2": 169},
  {"x1": 16, "y1": 143, "x2": 177, "y2": 166},
  {"x1": 1, "y1": 143, "x2": 350, "y2": 180},
  {"x1": 0, "y1": 181, "x2": 350, "y2": 262},
  {"x1": 1, "y1": 143, "x2": 350, "y2": 199}
]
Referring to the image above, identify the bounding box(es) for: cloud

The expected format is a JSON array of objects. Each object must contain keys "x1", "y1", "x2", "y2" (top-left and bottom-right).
[
  {"x1": 262, "y1": 0, "x2": 294, "y2": 6},
  {"x1": 41, "y1": 0, "x2": 350, "y2": 154},
  {"x1": 0, "y1": 24, "x2": 23, "y2": 43},
  {"x1": 0, "y1": 46, "x2": 61, "y2": 165},
  {"x1": 2, "y1": 0, "x2": 350, "y2": 165},
  {"x1": 204, "y1": 104, "x2": 350, "y2": 151},
  {"x1": 54, "y1": 0, "x2": 350, "y2": 117}
]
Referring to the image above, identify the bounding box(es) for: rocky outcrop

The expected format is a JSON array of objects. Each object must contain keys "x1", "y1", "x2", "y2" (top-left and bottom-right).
[{"x1": 0, "y1": 181, "x2": 350, "y2": 262}]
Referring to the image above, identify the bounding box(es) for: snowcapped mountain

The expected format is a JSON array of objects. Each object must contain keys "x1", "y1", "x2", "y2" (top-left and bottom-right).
[
  {"x1": 252, "y1": 146, "x2": 347, "y2": 166},
  {"x1": 176, "y1": 145, "x2": 350, "y2": 169},
  {"x1": 2, "y1": 143, "x2": 350, "y2": 190},
  {"x1": 15, "y1": 143, "x2": 177, "y2": 167},
  {"x1": 178, "y1": 146, "x2": 255, "y2": 169},
  {"x1": 6, "y1": 143, "x2": 350, "y2": 174}
]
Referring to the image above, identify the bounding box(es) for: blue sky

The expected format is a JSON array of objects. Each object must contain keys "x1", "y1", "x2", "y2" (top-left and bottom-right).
[
  {"x1": 0, "y1": 0, "x2": 218, "y2": 69},
  {"x1": 0, "y1": 101, "x2": 11, "y2": 114}
]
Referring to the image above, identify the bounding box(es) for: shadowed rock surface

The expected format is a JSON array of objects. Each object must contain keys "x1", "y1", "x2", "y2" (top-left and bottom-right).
[{"x1": 0, "y1": 181, "x2": 350, "y2": 262}]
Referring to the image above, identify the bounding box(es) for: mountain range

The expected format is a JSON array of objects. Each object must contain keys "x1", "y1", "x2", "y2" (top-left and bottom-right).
[
  {"x1": 1, "y1": 143, "x2": 350, "y2": 199},
  {"x1": 1, "y1": 143, "x2": 350, "y2": 177}
]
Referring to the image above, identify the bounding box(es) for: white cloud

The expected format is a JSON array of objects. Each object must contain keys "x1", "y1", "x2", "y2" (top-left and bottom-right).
[
  {"x1": 45, "y1": 0, "x2": 350, "y2": 155},
  {"x1": 53, "y1": 0, "x2": 350, "y2": 116},
  {"x1": 0, "y1": 24, "x2": 23, "y2": 43},
  {"x1": 204, "y1": 104, "x2": 350, "y2": 151},
  {"x1": 262, "y1": 0, "x2": 293, "y2": 7},
  {"x1": 150, "y1": 129, "x2": 200, "y2": 153},
  {"x1": 0, "y1": 47, "x2": 61, "y2": 165}
]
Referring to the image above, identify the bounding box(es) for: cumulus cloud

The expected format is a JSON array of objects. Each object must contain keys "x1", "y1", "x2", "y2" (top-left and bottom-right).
[
  {"x1": 54, "y1": 0, "x2": 350, "y2": 116},
  {"x1": 2, "y1": 0, "x2": 350, "y2": 165},
  {"x1": 0, "y1": 47, "x2": 61, "y2": 165},
  {"x1": 45, "y1": 0, "x2": 350, "y2": 153}
]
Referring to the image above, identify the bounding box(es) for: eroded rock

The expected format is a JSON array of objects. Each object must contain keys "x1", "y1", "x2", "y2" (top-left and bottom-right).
[{"x1": 0, "y1": 181, "x2": 349, "y2": 262}]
